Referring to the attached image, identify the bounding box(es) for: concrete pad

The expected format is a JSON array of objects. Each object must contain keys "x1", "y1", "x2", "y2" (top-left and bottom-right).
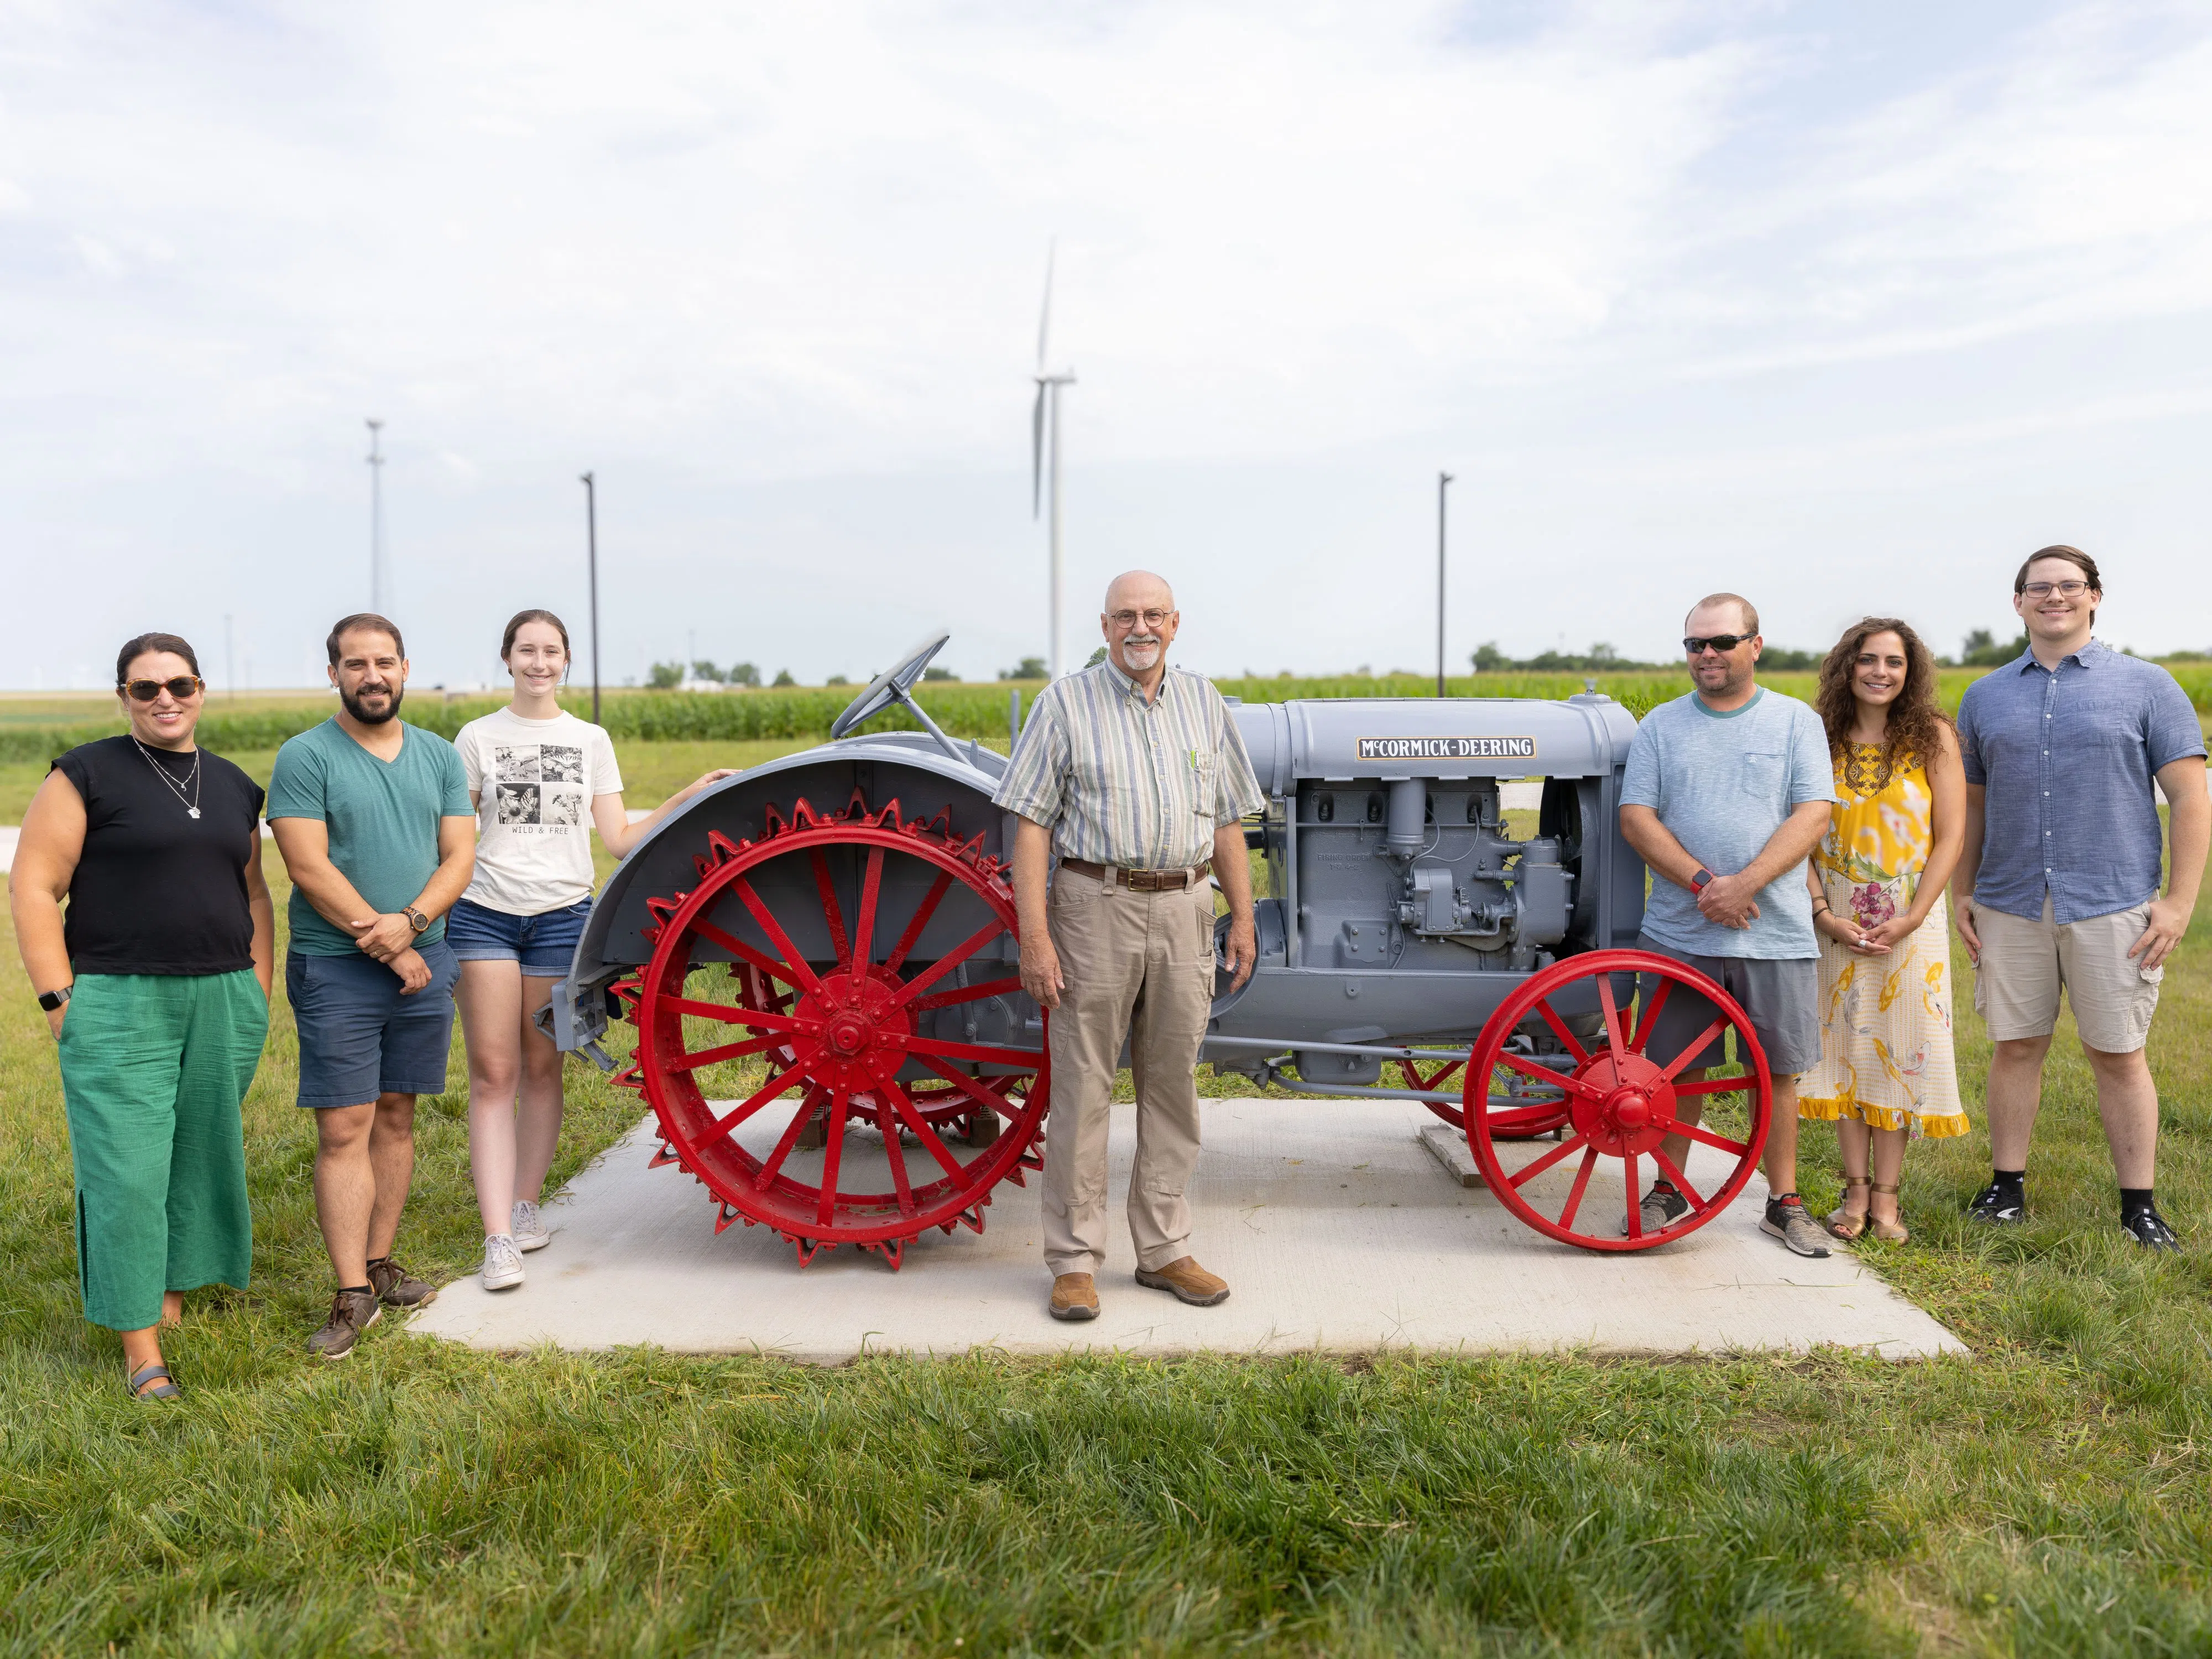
[{"x1": 410, "y1": 1098, "x2": 1965, "y2": 1362}]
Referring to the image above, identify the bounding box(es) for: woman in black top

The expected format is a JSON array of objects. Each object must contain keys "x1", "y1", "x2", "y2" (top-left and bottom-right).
[{"x1": 10, "y1": 633, "x2": 274, "y2": 1400}]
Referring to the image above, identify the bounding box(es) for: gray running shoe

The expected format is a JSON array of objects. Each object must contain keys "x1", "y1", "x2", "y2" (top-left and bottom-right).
[
  {"x1": 511, "y1": 1199, "x2": 551, "y2": 1253},
  {"x1": 1622, "y1": 1181, "x2": 1692, "y2": 1237},
  {"x1": 367, "y1": 1255, "x2": 438, "y2": 1308},
  {"x1": 307, "y1": 1289, "x2": 382, "y2": 1361},
  {"x1": 1761, "y1": 1194, "x2": 1833, "y2": 1259},
  {"x1": 482, "y1": 1234, "x2": 526, "y2": 1291}
]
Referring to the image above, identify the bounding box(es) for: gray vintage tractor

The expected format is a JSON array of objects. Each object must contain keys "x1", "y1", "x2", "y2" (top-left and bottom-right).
[{"x1": 547, "y1": 635, "x2": 1772, "y2": 1265}]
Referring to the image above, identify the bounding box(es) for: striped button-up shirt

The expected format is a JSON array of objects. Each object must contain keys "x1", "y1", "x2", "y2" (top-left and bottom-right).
[{"x1": 993, "y1": 660, "x2": 1265, "y2": 869}]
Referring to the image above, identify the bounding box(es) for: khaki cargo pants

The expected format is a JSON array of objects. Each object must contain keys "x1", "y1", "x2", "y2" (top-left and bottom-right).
[{"x1": 1041, "y1": 865, "x2": 1217, "y2": 1277}]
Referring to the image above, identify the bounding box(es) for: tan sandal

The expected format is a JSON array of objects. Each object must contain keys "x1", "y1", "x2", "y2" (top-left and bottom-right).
[
  {"x1": 1827, "y1": 1175, "x2": 1872, "y2": 1240},
  {"x1": 1866, "y1": 1181, "x2": 1909, "y2": 1243}
]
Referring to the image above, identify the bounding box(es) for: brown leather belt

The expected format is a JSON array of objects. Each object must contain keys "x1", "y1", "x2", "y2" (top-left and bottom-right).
[{"x1": 1059, "y1": 857, "x2": 1213, "y2": 892}]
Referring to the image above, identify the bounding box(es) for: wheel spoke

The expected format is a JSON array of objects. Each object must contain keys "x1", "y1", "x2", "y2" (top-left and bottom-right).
[
  {"x1": 885, "y1": 1081, "x2": 968, "y2": 1180},
  {"x1": 753, "y1": 1083, "x2": 830, "y2": 1190},
  {"x1": 1657, "y1": 1018, "x2": 1727, "y2": 1082},
  {"x1": 910, "y1": 975, "x2": 1024, "y2": 1013},
  {"x1": 692, "y1": 917, "x2": 806, "y2": 990},
  {"x1": 1623, "y1": 1151, "x2": 1642, "y2": 1240},
  {"x1": 1629, "y1": 977, "x2": 1671, "y2": 1055},
  {"x1": 815, "y1": 1090, "x2": 851, "y2": 1227},
  {"x1": 852, "y1": 849, "x2": 884, "y2": 970},
  {"x1": 698, "y1": 1045, "x2": 825, "y2": 1148},
  {"x1": 1506, "y1": 1132, "x2": 1589, "y2": 1189},
  {"x1": 890, "y1": 919, "x2": 1009, "y2": 1008},
  {"x1": 810, "y1": 851, "x2": 852, "y2": 968},
  {"x1": 1595, "y1": 973, "x2": 1630, "y2": 1068},
  {"x1": 1556, "y1": 1146, "x2": 1600, "y2": 1231},
  {"x1": 1650, "y1": 1147, "x2": 1708, "y2": 1211},
  {"x1": 1673, "y1": 1072, "x2": 1751, "y2": 1098},
  {"x1": 1532, "y1": 998, "x2": 1593, "y2": 1067},
  {"x1": 661, "y1": 996, "x2": 806, "y2": 1030},
  {"x1": 920, "y1": 1057, "x2": 1025, "y2": 1114},
  {"x1": 873, "y1": 1093, "x2": 916, "y2": 1216},
  {"x1": 1496, "y1": 1050, "x2": 1605, "y2": 1101},
  {"x1": 727, "y1": 877, "x2": 825, "y2": 994},
  {"x1": 884, "y1": 870, "x2": 955, "y2": 973},
  {"x1": 1678, "y1": 1120, "x2": 1751, "y2": 1157},
  {"x1": 899, "y1": 1034, "x2": 1039, "y2": 1068},
  {"x1": 669, "y1": 1034, "x2": 787, "y2": 1071}
]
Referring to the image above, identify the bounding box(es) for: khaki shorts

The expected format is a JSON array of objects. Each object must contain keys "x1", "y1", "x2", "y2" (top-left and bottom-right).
[{"x1": 1970, "y1": 894, "x2": 2163, "y2": 1053}]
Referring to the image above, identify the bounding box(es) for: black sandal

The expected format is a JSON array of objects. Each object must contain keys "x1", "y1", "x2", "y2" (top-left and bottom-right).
[{"x1": 126, "y1": 1361, "x2": 181, "y2": 1401}]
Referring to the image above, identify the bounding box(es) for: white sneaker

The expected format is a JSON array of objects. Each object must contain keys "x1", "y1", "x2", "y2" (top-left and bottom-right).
[
  {"x1": 511, "y1": 1199, "x2": 551, "y2": 1253},
  {"x1": 482, "y1": 1233, "x2": 525, "y2": 1291}
]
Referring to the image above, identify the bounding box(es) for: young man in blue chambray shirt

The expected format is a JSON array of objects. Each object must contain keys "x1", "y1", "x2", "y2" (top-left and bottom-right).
[{"x1": 1952, "y1": 546, "x2": 2208, "y2": 1249}]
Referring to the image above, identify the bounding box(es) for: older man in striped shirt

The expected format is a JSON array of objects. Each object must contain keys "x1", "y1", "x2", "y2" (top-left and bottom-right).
[{"x1": 995, "y1": 570, "x2": 1264, "y2": 1322}]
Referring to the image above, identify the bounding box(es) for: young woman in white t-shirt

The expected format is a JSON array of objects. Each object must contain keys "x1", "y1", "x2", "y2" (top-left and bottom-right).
[{"x1": 448, "y1": 610, "x2": 733, "y2": 1290}]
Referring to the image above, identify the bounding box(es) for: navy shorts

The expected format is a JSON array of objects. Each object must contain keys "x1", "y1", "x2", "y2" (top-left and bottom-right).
[
  {"x1": 286, "y1": 940, "x2": 459, "y2": 1109},
  {"x1": 445, "y1": 896, "x2": 592, "y2": 977}
]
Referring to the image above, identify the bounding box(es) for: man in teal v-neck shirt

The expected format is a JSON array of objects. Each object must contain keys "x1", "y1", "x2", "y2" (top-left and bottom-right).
[{"x1": 268, "y1": 613, "x2": 475, "y2": 1361}]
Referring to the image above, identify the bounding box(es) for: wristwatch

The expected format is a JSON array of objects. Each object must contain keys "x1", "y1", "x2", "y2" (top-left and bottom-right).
[
  {"x1": 1690, "y1": 868, "x2": 1715, "y2": 892},
  {"x1": 37, "y1": 985, "x2": 72, "y2": 1012},
  {"x1": 404, "y1": 905, "x2": 431, "y2": 934}
]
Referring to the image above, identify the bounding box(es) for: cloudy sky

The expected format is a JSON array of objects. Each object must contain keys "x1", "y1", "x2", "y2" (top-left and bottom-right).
[{"x1": 4, "y1": 0, "x2": 2210, "y2": 691}]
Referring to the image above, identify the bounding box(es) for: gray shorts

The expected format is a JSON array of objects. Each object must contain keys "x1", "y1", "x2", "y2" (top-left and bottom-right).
[{"x1": 1634, "y1": 935, "x2": 1820, "y2": 1079}]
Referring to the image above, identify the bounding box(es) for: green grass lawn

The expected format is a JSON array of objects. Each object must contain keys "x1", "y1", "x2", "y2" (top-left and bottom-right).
[{"x1": 3, "y1": 753, "x2": 2211, "y2": 1655}]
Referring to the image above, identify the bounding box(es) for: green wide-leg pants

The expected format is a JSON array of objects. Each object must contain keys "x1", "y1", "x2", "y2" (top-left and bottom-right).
[{"x1": 57, "y1": 971, "x2": 268, "y2": 1332}]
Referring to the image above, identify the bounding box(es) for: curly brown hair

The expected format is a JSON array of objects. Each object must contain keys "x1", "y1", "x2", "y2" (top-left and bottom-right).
[{"x1": 1814, "y1": 617, "x2": 1950, "y2": 787}]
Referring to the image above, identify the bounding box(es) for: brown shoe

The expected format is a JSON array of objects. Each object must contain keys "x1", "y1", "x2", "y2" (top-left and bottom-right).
[
  {"x1": 307, "y1": 1289, "x2": 382, "y2": 1361},
  {"x1": 1048, "y1": 1272, "x2": 1099, "y2": 1322},
  {"x1": 367, "y1": 1256, "x2": 437, "y2": 1309},
  {"x1": 1134, "y1": 1256, "x2": 1229, "y2": 1306}
]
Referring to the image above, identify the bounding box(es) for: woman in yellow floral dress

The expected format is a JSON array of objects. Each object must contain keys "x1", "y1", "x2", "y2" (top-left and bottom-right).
[{"x1": 1799, "y1": 617, "x2": 1969, "y2": 1241}]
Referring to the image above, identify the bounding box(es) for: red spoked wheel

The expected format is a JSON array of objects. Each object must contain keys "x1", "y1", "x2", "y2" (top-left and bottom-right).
[
  {"x1": 1399, "y1": 1054, "x2": 1571, "y2": 1139},
  {"x1": 1462, "y1": 950, "x2": 1771, "y2": 1252},
  {"x1": 612, "y1": 793, "x2": 1046, "y2": 1267}
]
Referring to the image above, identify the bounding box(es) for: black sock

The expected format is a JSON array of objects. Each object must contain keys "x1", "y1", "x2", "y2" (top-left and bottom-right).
[
  {"x1": 338, "y1": 1284, "x2": 372, "y2": 1297},
  {"x1": 366, "y1": 1256, "x2": 390, "y2": 1270},
  {"x1": 2120, "y1": 1187, "x2": 2156, "y2": 1220},
  {"x1": 1991, "y1": 1168, "x2": 2025, "y2": 1200}
]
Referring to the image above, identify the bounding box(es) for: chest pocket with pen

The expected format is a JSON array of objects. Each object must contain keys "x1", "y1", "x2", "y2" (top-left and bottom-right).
[{"x1": 1186, "y1": 749, "x2": 1216, "y2": 817}]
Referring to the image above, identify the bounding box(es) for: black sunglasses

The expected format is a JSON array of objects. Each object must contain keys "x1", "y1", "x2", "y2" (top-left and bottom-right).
[
  {"x1": 120, "y1": 675, "x2": 205, "y2": 702},
  {"x1": 1683, "y1": 634, "x2": 1750, "y2": 655}
]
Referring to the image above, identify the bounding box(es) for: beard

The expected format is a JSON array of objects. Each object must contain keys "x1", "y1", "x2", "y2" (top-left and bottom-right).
[
  {"x1": 341, "y1": 680, "x2": 404, "y2": 724},
  {"x1": 1121, "y1": 636, "x2": 1164, "y2": 671}
]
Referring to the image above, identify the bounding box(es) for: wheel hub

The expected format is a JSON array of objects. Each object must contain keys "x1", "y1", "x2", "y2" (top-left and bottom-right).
[
  {"x1": 796, "y1": 970, "x2": 910, "y2": 1091},
  {"x1": 1569, "y1": 1052, "x2": 1676, "y2": 1155}
]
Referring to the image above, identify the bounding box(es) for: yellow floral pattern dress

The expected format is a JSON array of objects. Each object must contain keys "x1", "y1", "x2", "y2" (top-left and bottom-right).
[{"x1": 1797, "y1": 743, "x2": 1970, "y2": 1137}]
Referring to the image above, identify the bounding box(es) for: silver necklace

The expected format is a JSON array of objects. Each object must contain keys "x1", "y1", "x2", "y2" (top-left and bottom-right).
[{"x1": 132, "y1": 735, "x2": 203, "y2": 819}]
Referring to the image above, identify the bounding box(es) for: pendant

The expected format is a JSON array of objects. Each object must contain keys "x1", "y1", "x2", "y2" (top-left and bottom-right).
[{"x1": 189, "y1": 807, "x2": 201, "y2": 818}]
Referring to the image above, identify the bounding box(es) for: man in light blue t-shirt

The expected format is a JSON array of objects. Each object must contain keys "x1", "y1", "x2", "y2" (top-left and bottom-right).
[{"x1": 1618, "y1": 593, "x2": 1839, "y2": 1258}]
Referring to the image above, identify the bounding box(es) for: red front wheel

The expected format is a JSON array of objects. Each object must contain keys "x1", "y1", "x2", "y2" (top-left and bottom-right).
[{"x1": 1462, "y1": 950, "x2": 1772, "y2": 1252}]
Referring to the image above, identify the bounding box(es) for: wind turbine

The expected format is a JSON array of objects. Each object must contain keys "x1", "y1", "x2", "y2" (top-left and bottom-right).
[{"x1": 1030, "y1": 241, "x2": 1076, "y2": 679}]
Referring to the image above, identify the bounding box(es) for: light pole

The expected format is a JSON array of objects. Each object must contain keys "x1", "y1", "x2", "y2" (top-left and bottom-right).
[
  {"x1": 366, "y1": 419, "x2": 386, "y2": 612},
  {"x1": 1436, "y1": 471, "x2": 1454, "y2": 698},
  {"x1": 581, "y1": 472, "x2": 601, "y2": 724}
]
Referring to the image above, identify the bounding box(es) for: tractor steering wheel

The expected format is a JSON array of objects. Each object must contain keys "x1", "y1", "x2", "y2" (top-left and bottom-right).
[{"x1": 831, "y1": 631, "x2": 952, "y2": 739}]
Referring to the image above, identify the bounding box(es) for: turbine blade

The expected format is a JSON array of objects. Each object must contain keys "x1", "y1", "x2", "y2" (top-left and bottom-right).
[
  {"x1": 1031, "y1": 383, "x2": 1046, "y2": 517},
  {"x1": 1036, "y1": 237, "x2": 1056, "y2": 372}
]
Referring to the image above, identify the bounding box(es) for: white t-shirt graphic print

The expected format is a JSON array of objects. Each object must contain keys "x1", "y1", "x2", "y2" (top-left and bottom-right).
[{"x1": 456, "y1": 707, "x2": 623, "y2": 915}]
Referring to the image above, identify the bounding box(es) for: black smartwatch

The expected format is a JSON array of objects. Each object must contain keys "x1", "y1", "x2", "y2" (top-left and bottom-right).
[
  {"x1": 404, "y1": 906, "x2": 431, "y2": 935},
  {"x1": 1690, "y1": 868, "x2": 1715, "y2": 892},
  {"x1": 37, "y1": 985, "x2": 72, "y2": 1012}
]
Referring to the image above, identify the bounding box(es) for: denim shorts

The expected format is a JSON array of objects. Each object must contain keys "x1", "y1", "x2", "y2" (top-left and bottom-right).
[
  {"x1": 445, "y1": 896, "x2": 592, "y2": 977},
  {"x1": 286, "y1": 940, "x2": 458, "y2": 1109}
]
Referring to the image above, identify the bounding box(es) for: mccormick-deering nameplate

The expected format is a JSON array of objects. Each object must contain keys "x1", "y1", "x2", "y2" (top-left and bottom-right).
[{"x1": 1357, "y1": 736, "x2": 1537, "y2": 761}]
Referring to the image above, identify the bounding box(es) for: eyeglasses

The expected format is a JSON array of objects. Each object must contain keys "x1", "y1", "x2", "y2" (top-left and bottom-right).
[
  {"x1": 1683, "y1": 634, "x2": 1750, "y2": 655},
  {"x1": 2020, "y1": 580, "x2": 2090, "y2": 599},
  {"x1": 120, "y1": 676, "x2": 205, "y2": 702},
  {"x1": 1108, "y1": 609, "x2": 1173, "y2": 630}
]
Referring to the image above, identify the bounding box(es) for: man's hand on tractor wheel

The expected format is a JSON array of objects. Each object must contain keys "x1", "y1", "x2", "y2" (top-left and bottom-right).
[{"x1": 1020, "y1": 935, "x2": 1065, "y2": 1011}]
